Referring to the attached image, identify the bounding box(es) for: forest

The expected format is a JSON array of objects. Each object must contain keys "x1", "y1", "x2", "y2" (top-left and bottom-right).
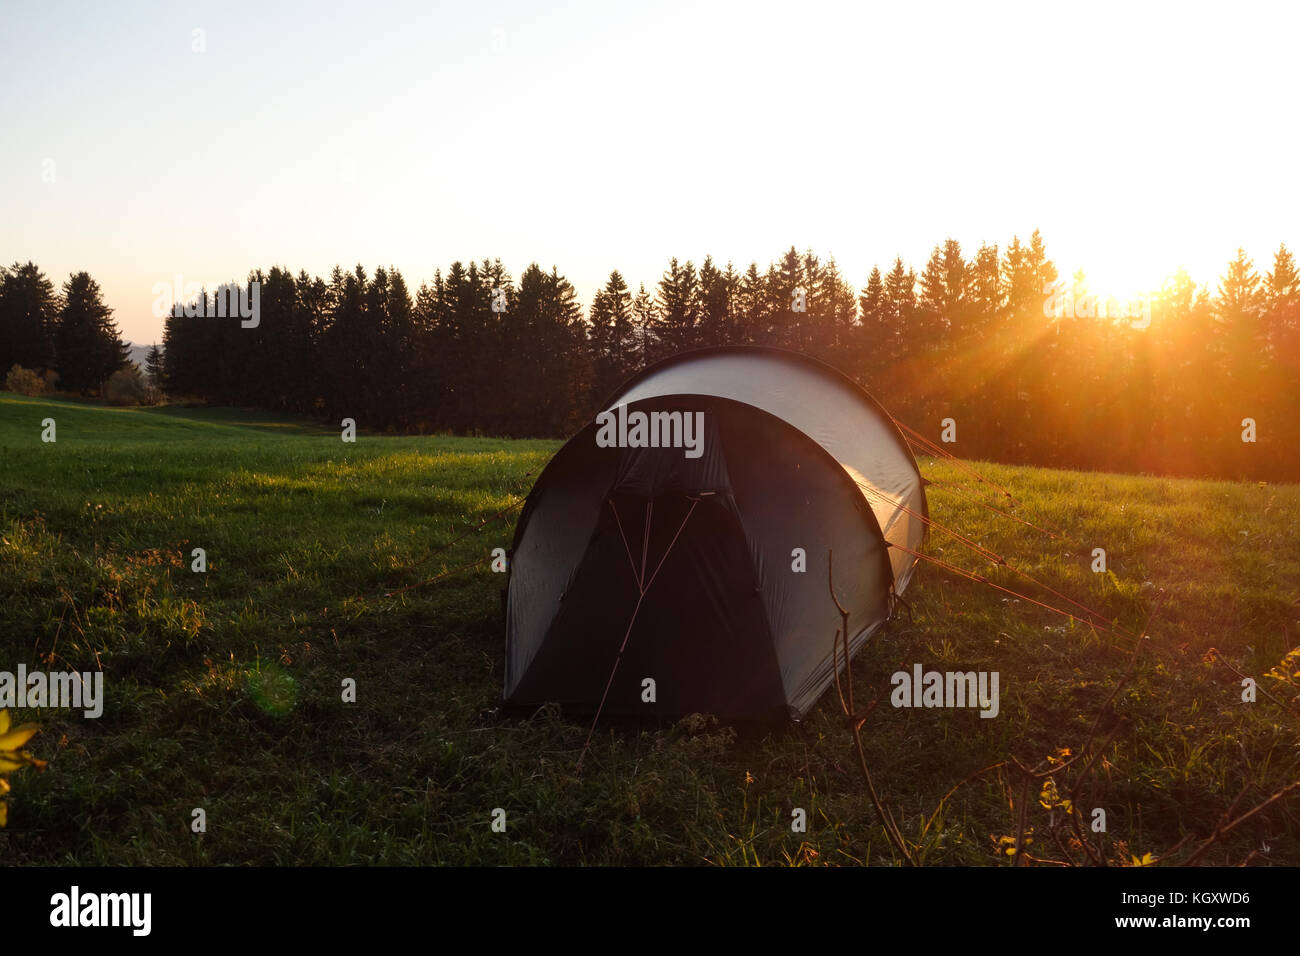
[{"x1": 3, "y1": 231, "x2": 1297, "y2": 481}]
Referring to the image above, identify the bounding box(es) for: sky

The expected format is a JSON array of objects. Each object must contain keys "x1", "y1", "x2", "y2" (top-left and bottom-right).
[{"x1": 2, "y1": 0, "x2": 1298, "y2": 344}]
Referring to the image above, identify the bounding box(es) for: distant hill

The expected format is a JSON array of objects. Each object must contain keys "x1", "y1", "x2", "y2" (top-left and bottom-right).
[{"x1": 123, "y1": 341, "x2": 156, "y2": 370}]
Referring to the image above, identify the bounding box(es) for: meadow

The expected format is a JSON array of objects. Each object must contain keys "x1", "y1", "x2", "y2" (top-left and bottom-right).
[{"x1": 1, "y1": 392, "x2": 1296, "y2": 865}]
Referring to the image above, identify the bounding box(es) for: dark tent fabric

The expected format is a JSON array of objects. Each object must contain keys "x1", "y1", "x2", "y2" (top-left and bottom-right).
[{"x1": 503, "y1": 346, "x2": 927, "y2": 721}]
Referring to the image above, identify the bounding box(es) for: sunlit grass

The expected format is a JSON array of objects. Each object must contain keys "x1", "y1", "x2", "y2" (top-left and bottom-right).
[{"x1": 0, "y1": 395, "x2": 1296, "y2": 864}]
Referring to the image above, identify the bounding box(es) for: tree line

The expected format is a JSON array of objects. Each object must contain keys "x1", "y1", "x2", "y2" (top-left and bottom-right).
[
  {"x1": 0, "y1": 267, "x2": 128, "y2": 392},
  {"x1": 3, "y1": 233, "x2": 1297, "y2": 481}
]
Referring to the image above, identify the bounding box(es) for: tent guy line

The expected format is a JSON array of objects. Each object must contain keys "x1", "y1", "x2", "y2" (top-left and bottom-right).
[{"x1": 576, "y1": 496, "x2": 701, "y2": 772}]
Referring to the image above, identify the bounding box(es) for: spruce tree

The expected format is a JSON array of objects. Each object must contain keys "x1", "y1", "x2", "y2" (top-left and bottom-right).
[
  {"x1": 145, "y1": 343, "x2": 164, "y2": 388},
  {"x1": 629, "y1": 283, "x2": 658, "y2": 369},
  {"x1": 770, "y1": 246, "x2": 802, "y2": 349},
  {"x1": 1026, "y1": 230, "x2": 1058, "y2": 319},
  {"x1": 941, "y1": 238, "x2": 970, "y2": 339},
  {"x1": 883, "y1": 257, "x2": 917, "y2": 347},
  {"x1": 1264, "y1": 243, "x2": 1299, "y2": 361},
  {"x1": 1001, "y1": 236, "x2": 1036, "y2": 320},
  {"x1": 654, "y1": 258, "x2": 700, "y2": 358},
  {"x1": 54, "y1": 272, "x2": 127, "y2": 392},
  {"x1": 591, "y1": 270, "x2": 633, "y2": 392},
  {"x1": 697, "y1": 256, "x2": 729, "y2": 347},
  {"x1": 857, "y1": 265, "x2": 890, "y2": 378},
  {"x1": 735, "y1": 263, "x2": 766, "y2": 345},
  {"x1": 969, "y1": 242, "x2": 1002, "y2": 325},
  {"x1": 859, "y1": 266, "x2": 886, "y2": 330},
  {"x1": 919, "y1": 245, "x2": 947, "y2": 343},
  {"x1": 1265, "y1": 243, "x2": 1299, "y2": 309},
  {"x1": 0, "y1": 261, "x2": 59, "y2": 373},
  {"x1": 1215, "y1": 248, "x2": 1265, "y2": 371},
  {"x1": 817, "y1": 256, "x2": 857, "y2": 358}
]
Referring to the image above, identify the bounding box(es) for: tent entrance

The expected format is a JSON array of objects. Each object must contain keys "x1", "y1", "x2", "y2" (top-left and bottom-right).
[{"x1": 509, "y1": 489, "x2": 785, "y2": 720}]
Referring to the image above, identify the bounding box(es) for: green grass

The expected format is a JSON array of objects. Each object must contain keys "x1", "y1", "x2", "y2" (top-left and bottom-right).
[{"x1": 1, "y1": 391, "x2": 1297, "y2": 865}]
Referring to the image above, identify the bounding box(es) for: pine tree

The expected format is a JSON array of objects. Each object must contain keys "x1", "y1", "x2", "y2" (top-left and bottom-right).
[
  {"x1": 145, "y1": 343, "x2": 164, "y2": 388},
  {"x1": 411, "y1": 271, "x2": 450, "y2": 428},
  {"x1": 54, "y1": 272, "x2": 127, "y2": 392},
  {"x1": 1264, "y1": 243, "x2": 1299, "y2": 362},
  {"x1": 735, "y1": 263, "x2": 766, "y2": 344},
  {"x1": 295, "y1": 269, "x2": 331, "y2": 413},
  {"x1": 1026, "y1": 230, "x2": 1059, "y2": 319},
  {"x1": 588, "y1": 269, "x2": 634, "y2": 400},
  {"x1": 855, "y1": 265, "x2": 889, "y2": 382},
  {"x1": 359, "y1": 265, "x2": 416, "y2": 430},
  {"x1": 883, "y1": 257, "x2": 917, "y2": 354},
  {"x1": 654, "y1": 258, "x2": 700, "y2": 358},
  {"x1": 721, "y1": 262, "x2": 742, "y2": 343},
  {"x1": 770, "y1": 246, "x2": 802, "y2": 349},
  {"x1": 476, "y1": 258, "x2": 514, "y2": 431},
  {"x1": 254, "y1": 266, "x2": 314, "y2": 413},
  {"x1": 940, "y1": 238, "x2": 970, "y2": 340},
  {"x1": 969, "y1": 242, "x2": 1002, "y2": 325},
  {"x1": 0, "y1": 261, "x2": 59, "y2": 373},
  {"x1": 797, "y1": 249, "x2": 824, "y2": 352},
  {"x1": 919, "y1": 244, "x2": 947, "y2": 344},
  {"x1": 630, "y1": 283, "x2": 658, "y2": 368},
  {"x1": 1266, "y1": 243, "x2": 1299, "y2": 308},
  {"x1": 995, "y1": 232, "x2": 1058, "y2": 458},
  {"x1": 1215, "y1": 248, "x2": 1265, "y2": 373},
  {"x1": 859, "y1": 266, "x2": 886, "y2": 331},
  {"x1": 160, "y1": 309, "x2": 190, "y2": 396},
  {"x1": 697, "y1": 256, "x2": 730, "y2": 346},
  {"x1": 1001, "y1": 236, "x2": 1036, "y2": 320},
  {"x1": 513, "y1": 264, "x2": 587, "y2": 434},
  {"x1": 319, "y1": 265, "x2": 369, "y2": 419},
  {"x1": 816, "y1": 256, "x2": 857, "y2": 359}
]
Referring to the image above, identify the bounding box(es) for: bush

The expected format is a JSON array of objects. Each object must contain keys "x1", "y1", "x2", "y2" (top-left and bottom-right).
[
  {"x1": 4, "y1": 365, "x2": 45, "y2": 396},
  {"x1": 104, "y1": 365, "x2": 156, "y2": 406}
]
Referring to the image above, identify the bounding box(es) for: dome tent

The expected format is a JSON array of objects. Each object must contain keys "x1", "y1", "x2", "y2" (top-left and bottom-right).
[{"x1": 503, "y1": 346, "x2": 927, "y2": 721}]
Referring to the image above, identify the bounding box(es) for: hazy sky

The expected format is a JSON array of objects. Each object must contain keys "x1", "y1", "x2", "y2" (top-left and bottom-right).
[{"x1": 3, "y1": 0, "x2": 1297, "y2": 343}]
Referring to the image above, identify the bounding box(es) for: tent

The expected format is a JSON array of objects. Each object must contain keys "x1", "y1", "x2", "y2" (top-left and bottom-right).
[{"x1": 503, "y1": 346, "x2": 927, "y2": 721}]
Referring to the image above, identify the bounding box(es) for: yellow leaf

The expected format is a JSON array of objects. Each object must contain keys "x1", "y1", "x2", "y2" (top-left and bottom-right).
[
  {"x1": 0, "y1": 722, "x2": 39, "y2": 751},
  {"x1": 0, "y1": 710, "x2": 9, "y2": 734},
  {"x1": 0, "y1": 800, "x2": 7, "y2": 828},
  {"x1": 0, "y1": 750, "x2": 45, "y2": 773},
  {"x1": 1040, "y1": 778, "x2": 1061, "y2": 809}
]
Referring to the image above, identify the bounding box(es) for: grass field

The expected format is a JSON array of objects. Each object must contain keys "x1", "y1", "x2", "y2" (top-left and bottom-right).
[{"x1": 1, "y1": 392, "x2": 1297, "y2": 865}]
